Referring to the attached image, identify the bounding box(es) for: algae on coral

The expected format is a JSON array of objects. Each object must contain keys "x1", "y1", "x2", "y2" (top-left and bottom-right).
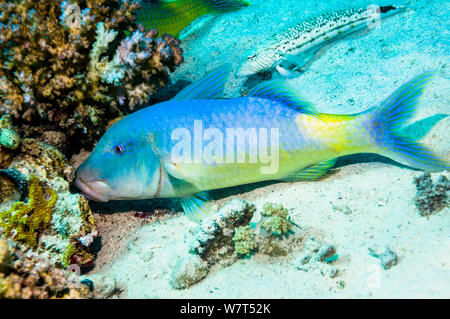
[{"x1": 0, "y1": 176, "x2": 57, "y2": 248}]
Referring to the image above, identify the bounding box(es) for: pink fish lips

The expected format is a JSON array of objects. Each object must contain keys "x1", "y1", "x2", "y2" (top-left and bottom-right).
[{"x1": 75, "y1": 178, "x2": 112, "y2": 202}]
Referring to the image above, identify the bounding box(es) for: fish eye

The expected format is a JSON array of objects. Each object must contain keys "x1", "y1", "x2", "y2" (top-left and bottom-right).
[
  {"x1": 247, "y1": 54, "x2": 257, "y2": 61},
  {"x1": 113, "y1": 143, "x2": 126, "y2": 155}
]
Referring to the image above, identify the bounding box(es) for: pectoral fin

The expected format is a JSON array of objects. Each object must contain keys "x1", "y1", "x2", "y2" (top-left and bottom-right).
[
  {"x1": 281, "y1": 158, "x2": 337, "y2": 181},
  {"x1": 277, "y1": 52, "x2": 310, "y2": 69},
  {"x1": 275, "y1": 65, "x2": 302, "y2": 79},
  {"x1": 180, "y1": 192, "x2": 216, "y2": 223}
]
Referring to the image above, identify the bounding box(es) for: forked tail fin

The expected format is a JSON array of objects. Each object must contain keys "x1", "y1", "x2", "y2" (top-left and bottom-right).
[{"x1": 369, "y1": 71, "x2": 449, "y2": 171}]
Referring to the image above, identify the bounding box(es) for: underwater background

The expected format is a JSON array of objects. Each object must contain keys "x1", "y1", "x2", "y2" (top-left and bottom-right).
[{"x1": 0, "y1": 0, "x2": 448, "y2": 298}]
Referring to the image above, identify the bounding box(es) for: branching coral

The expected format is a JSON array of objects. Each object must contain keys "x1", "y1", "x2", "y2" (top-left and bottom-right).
[
  {"x1": 232, "y1": 225, "x2": 257, "y2": 256},
  {"x1": 0, "y1": 176, "x2": 57, "y2": 248},
  {"x1": 260, "y1": 203, "x2": 293, "y2": 236},
  {"x1": 0, "y1": 0, "x2": 183, "y2": 153}
]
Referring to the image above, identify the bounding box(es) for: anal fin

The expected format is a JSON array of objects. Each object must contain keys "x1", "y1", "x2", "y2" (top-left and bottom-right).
[
  {"x1": 281, "y1": 158, "x2": 337, "y2": 182},
  {"x1": 180, "y1": 191, "x2": 216, "y2": 223}
]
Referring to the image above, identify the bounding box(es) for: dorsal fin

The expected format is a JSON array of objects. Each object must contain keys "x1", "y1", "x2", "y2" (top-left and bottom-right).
[
  {"x1": 172, "y1": 64, "x2": 232, "y2": 101},
  {"x1": 247, "y1": 80, "x2": 317, "y2": 115}
]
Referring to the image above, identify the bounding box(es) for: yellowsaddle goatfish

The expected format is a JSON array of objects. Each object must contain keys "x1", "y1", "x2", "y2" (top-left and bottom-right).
[{"x1": 75, "y1": 65, "x2": 449, "y2": 223}]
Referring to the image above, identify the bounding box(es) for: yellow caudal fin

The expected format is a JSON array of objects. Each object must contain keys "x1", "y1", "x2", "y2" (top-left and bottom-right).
[
  {"x1": 368, "y1": 72, "x2": 449, "y2": 172},
  {"x1": 136, "y1": 0, "x2": 249, "y2": 37}
]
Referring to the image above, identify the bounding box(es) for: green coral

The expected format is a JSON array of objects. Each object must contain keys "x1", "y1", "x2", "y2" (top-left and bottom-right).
[
  {"x1": 232, "y1": 225, "x2": 257, "y2": 256},
  {"x1": 0, "y1": 176, "x2": 57, "y2": 248},
  {"x1": 260, "y1": 203, "x2": 293, "y2": 236}
]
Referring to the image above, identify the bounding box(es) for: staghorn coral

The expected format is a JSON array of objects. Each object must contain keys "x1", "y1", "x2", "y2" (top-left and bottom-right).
[
  {"x1": 0, "y1": 176, "x2": 57, "y2": 248},
  {"x1": 0, "y1": 0, "x2": 183, "y2": 153},
  {"x1": 413, "y1": 172, "x2": 449, "y2": 216}
]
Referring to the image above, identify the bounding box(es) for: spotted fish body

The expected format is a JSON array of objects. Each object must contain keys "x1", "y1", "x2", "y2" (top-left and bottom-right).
[
  {"x1": 75, "y1": 65, "x2": 448, "y2": 223},
  {"x1": 236, "y1": 4, "x2": 405, "y2": 76},
  {"x1": 136, "y1": 0, "x2": 249, "y2": 37}
]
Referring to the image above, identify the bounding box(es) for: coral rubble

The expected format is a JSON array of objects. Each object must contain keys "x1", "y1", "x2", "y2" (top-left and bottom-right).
[
  {"x1": 0, "y1": 0, "x2": 183, "y2": 153},
  {"x1": 170, "y1": 200, "x2": 299, "y2": 289},
  {"x1": 0, "y1": 239, "x2": 92, "y2": 298},
  {"x1": 368, "y1": 245, "x2": 397, "y2": 270},
  {"x1": 413, "y1": 172, "x2": 449, "y2": 216},
  {"x1": 292, "y1": 237, "x2": 339, "y2": 278},
  {"x1": 188, "y1": 199, "x2": 255, "y2": 264}
]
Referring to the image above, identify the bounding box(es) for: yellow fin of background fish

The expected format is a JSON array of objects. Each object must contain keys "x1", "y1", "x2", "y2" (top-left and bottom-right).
[{"x1": 136, "y1": 0, "x2": 250, "y2": 37}]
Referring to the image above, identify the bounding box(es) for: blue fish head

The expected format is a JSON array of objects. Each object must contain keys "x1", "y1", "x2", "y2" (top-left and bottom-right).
[{"x1": 75, "y1": 118, "x2": 161, "y2": 202}]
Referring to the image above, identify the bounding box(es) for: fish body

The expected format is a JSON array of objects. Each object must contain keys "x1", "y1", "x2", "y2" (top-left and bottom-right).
[
  {"x1": 136, "y1": 0, "x2": 249, "y2": 37},
  {"x1": 236, "y1": 4, "x2": 405, "y2": 77},
  {"x1": 75, "y1": 65, "x2": 448, "y2": 222}
]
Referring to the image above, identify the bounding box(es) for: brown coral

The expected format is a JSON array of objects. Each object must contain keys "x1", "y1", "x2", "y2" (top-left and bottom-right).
[
  {"x1": 0, "y1": 0, "x2": 183, "y2": 155},
  {"x1": 0, "y1": 239, "x2": 92, "y2": 299}
]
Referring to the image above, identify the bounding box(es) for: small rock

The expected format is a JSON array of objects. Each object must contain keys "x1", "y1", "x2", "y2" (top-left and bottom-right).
[
  {"x1": 85, "y1": 273, "x2": 120, "y2": 298},
  {"x1": 315, "y1": 244, "x2": 336, "y2": 262},
  {"x1": 368, "y1": 246, "x2": 398, "y2": 270},
  {"x1": 170, "y1": 254, "x2": 208, "y2": 289}
]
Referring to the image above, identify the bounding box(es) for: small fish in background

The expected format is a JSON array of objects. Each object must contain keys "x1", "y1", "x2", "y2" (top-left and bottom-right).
[
  {"x1": 136, "y1": 0, "x2": 250, "y2": 37},
  {"x1": 75, "y1": 65, "x2": 448, "y2": 223},
  {"x1": 236, "y1": 4, "x2": 405, "y2": 77}
]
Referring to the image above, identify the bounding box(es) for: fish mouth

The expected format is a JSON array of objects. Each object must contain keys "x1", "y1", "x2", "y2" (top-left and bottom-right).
[{"x1": 75, "y1": 178, "x2": 112, "y2": 202}]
